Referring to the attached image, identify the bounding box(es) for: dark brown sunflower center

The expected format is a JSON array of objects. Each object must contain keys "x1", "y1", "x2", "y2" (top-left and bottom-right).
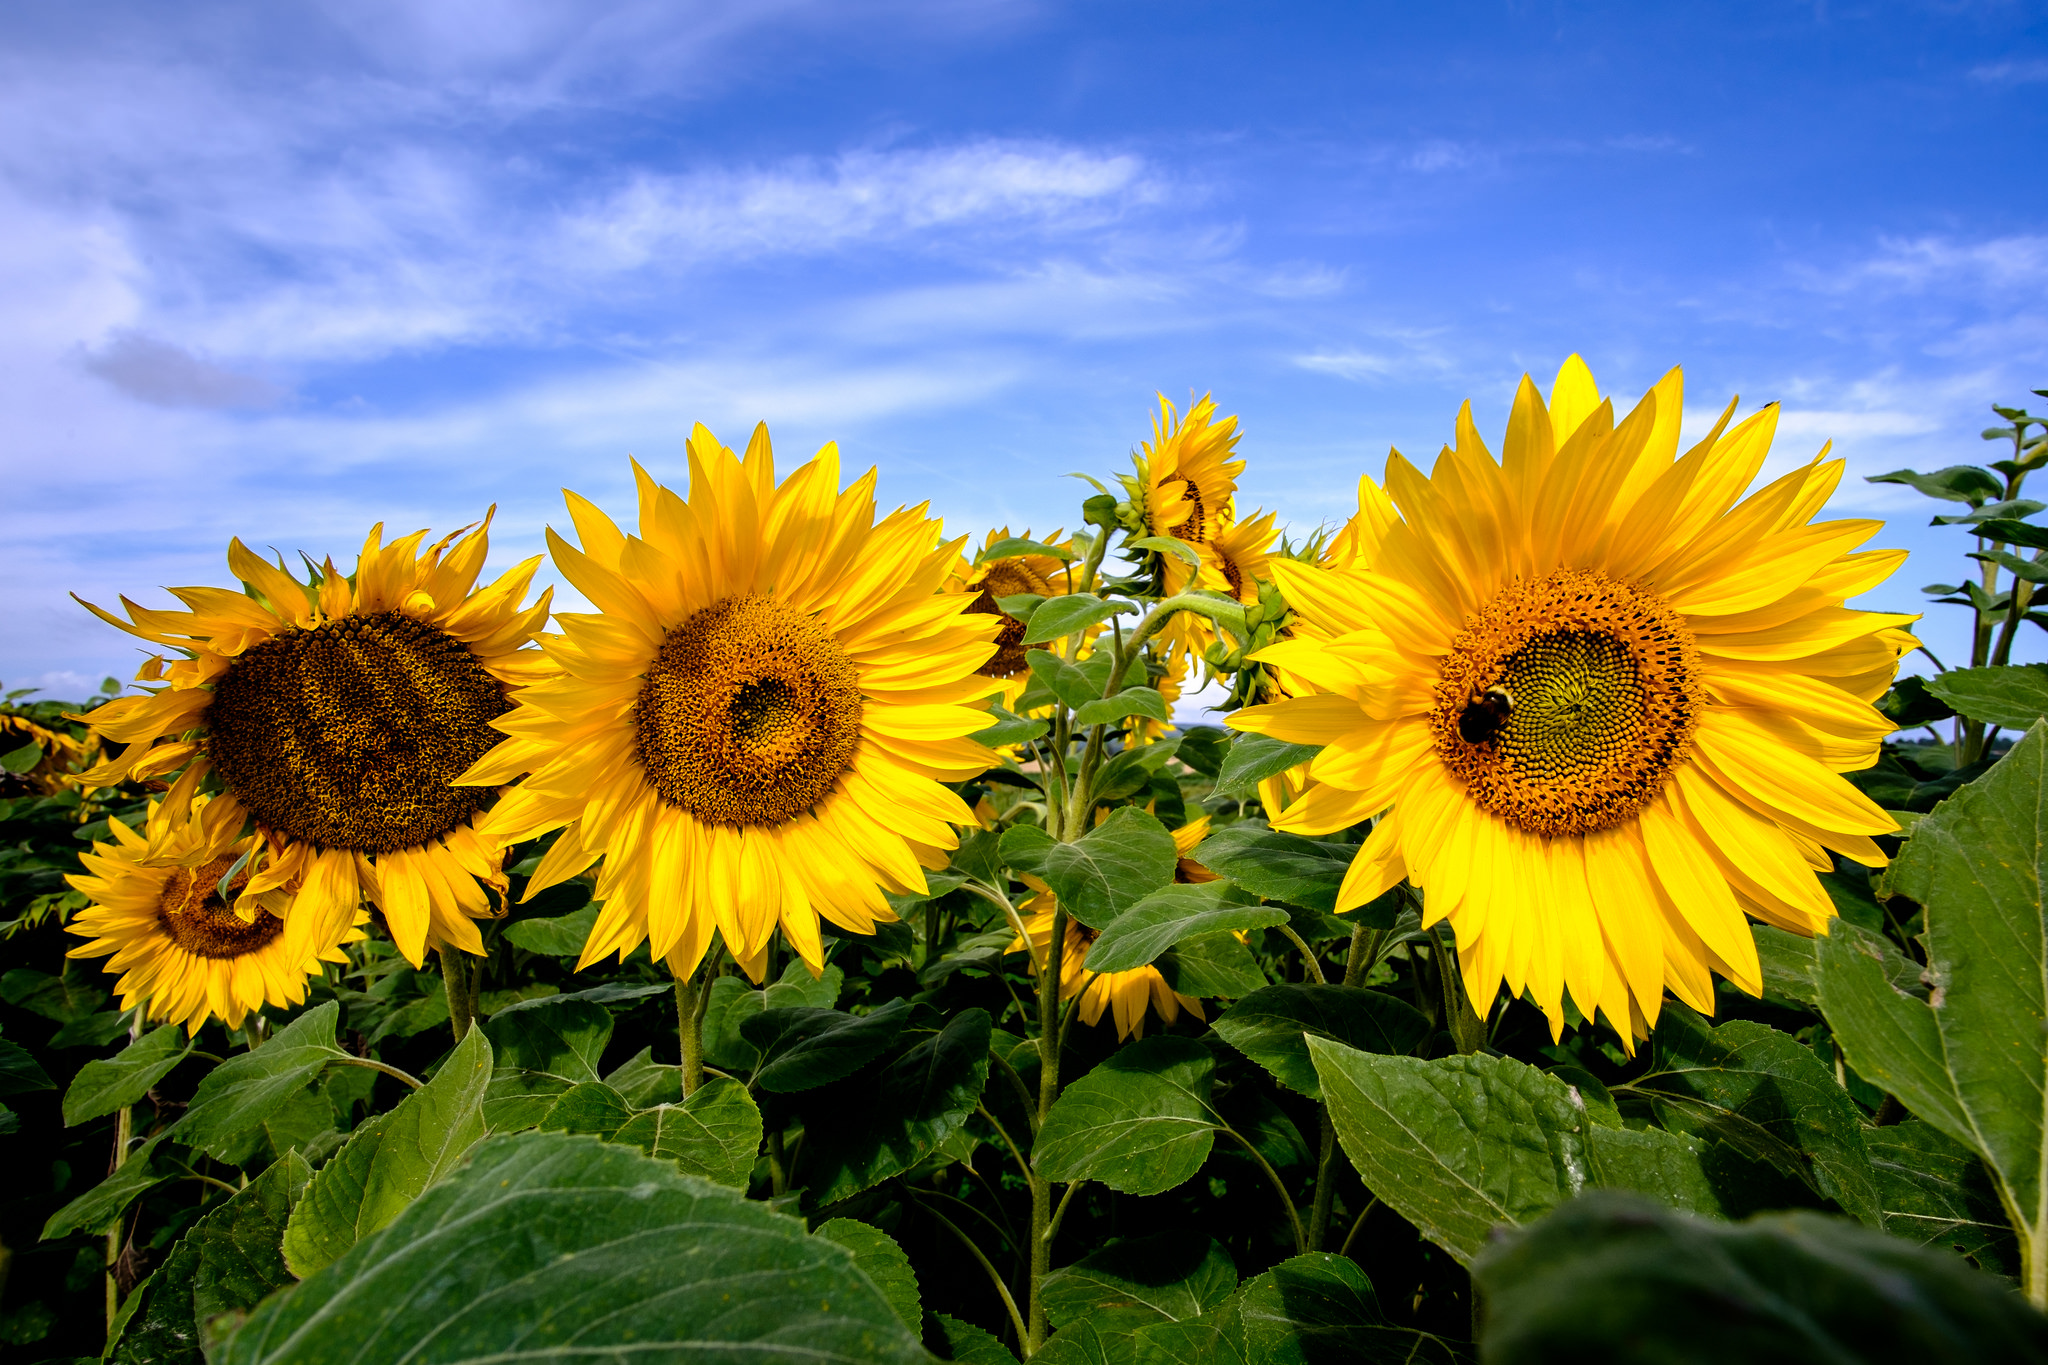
[
  {"x1": 1218, "y1": 554, "x2": 1245, "y2": 601},
  {"x1": 965, "y1": 560, "x2": 1053, "y2": 679},
  {"x1": 635, "y1": 593, "x2": 863, "y2": 827},
  {"x1": 1164, "y1": 477, "x2": 1208, "y2": 543},
  {"x1": 207, "y1": 611, "x2": 510, "y2": 854},
  {"x1": 157, "y1": 857, "x2": 284, "y2": 959},
  {"x1": 1429, "y1": 569, "x2": 1702, "y2": 838}
]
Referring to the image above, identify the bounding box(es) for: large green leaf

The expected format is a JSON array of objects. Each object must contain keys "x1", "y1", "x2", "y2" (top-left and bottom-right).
[
  {"x1": 744, "y1": 998, "x2": 912, "y2": 1092},
  {"x1": 1307, "y1": 1039, "x2": 1722, "y2": 1265},
  {"x1": 801, "y1": 1009, "x2": 992, "y2": 1206},
  {"x1": 1023, "y1": 649, "x2": 1116, "y2": 711},
  {"x1": 1754, "y1": 921, "x2": 1923, "y2": 1010},
  {"x1": 44, "y1": 1128, "x2": 177, "y2": 1238},
  {"x1": 1188, "y1": 825, "x2": 1357, "y2": 913},
  {"x1": 1042, "y1": 1233, "x2": 1236, "y2": 1352},
  {"x1": 1154, "y1": 933, "x2": 1269, "y2": 1000},
  {"x1": 0, "y1": 1035, "x2": 54, "y2": 1097},
  {"x1": 481, "y1": 996, "x2": 612, "y2": 1129},
  {"x1": 1213, "y1": 736, "x2": 1321, "y2": 801},
  {"x1": 109, "y1": 1152, "x2": 312, "y2": 1365},
  {"x1": 613, "y1": 1076, "x2": 763, "y2": 1188},
  {"x1": 63, "y1": 1023, "x2": 189, "y2": 1124},
  {"x1": 1630, "y1": 1005, "x2": 1880, "y2": 1225},
  {"x1": 814, "y1": 1219, "x2": 921, "y2": 1333},
  {"x1": 1073, "y1": 687, "x2": 1171, "y2": 729},
  {"x1": 702, "y1": 961, "x2": 846, "y2": 1072},
  {"x1": 283, "y1": 1025, "x2": 492, "y2": 1277},
  {"x1": 1001, "y1": 808, "x2": 1178, "y2": 930},
  {"x1": 1473, "y1": 1190, "x2": 2048, "y2": 1363},
  {"x1": 1926, "y1": 665, "x2": 2048, "y2": 729},
  {"x1": 1869, "y1": 1120, "x2": 2018, "y2": 1275},
  {"x1": 538, "y1": 1081, "x2": 635, "y2": 1139},
  {"x1": 1035, "y1": 1036, "x2": 1220, "y2": 1196},
  {"x1": 175, "y1": 1002, "x2": 351, "y2": 1159},
  {"x1": 214, "y1": 1132, "x2": 929, "y2": 1365},
  {"x1": 1125, "y1": 1254, "x2": 1470, "y2": 1365},
  {"x1": 1212, "y1": 985, "x2": 1431, "y2": 1099},
  {"x1": 1084, "y1": 884, "x2": 1286, "y2": 972},
  {"x1": 1818, "y1": 722, "x2": 2048, "y2": 1293},
  {"x1": 501, "y1": 905, "x2": 598, "y2": 956},
  {"x1": 1023, "y1": 594, "x2": 1136, "y2": 645},
  {"x1": 929, "y1": 1313, "x2": 1022, "y2": 1364},
  {"x1": 603, "y1": 1046, "x2": 680, "y2": 1107}
]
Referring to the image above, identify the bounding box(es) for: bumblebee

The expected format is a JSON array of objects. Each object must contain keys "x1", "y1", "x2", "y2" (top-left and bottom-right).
[{"x1": 1457, "y1": 684, "x2": 1513, "y2": 745}]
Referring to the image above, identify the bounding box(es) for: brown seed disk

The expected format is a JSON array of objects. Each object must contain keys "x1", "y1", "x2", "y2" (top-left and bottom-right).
[
  {"x1": 1428, "y1": 569, "x2": 1704, "y2": 838},
  {"x1": 157, "y1": 857, "x2": 284, "y2": 959},
  {"x1": 635, "y1": 593, "x2": 864, "y2": 827},
  {"x1": 206, "y1": 611, "x2": 510, "y2": 854},
  {"x1": 967, "y1": 559, "x2": 1054, "y2": 678}
]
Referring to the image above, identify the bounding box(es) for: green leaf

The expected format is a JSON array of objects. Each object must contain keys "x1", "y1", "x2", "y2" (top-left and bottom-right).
[
  {"x1": 1878, "y1": 675, "x2": 1956, "y2": 728},
  {"x1": 1754, "y1": 920, "x2": 1923, "y2": 1010},
  {"x1": 1188, "y1": 825, "x2": 1356, "y2": 913},
  {"x1": 1976, "y1": 517, "x2": 2048, "y2": 549},
  {"x1": 814, "y1": 1219, "x2": 922, "y2": 1333},
  {"x1": 1, "y1": 966, "x2": 107, "y2": 1021},
  {"x1": 175, "y1": 1002, "x2": 350, "y2": 1159},
  {"x1": 1473, "y1": 1190, "x2": 2048, "y2": 1364},
  {"x1": 43, "y1": 1129, "x2": 175, "y2": 1239},
  {"x1": 1632, "y1": 1005, "x2": 1880, "y2": 1226},
  {"x1": 282, "y1": 1024, "x2": 491, "y2": 1277},
  {"x1": 537, "y1": 1081, "x2": 635, "y2": 1139},
  {"x1": 975, "y1": 704, "x2": 1049, "y2": 748},
  {"x1": 929, "y1": 1313, "x2": 1021, "y2": 1364},
  {"x1": 483, "y1": 996, "x2": 611, "y2": 1083},
  {"x1": 1819, "y1": 722, "x2": 2048, "y2": 1274},
  {"x1": 996, "y1": 592, "x2": 1045, "y2": 624},
  {"x1": 1213, "y1": 736, "x2": 1321, "y2": 801},
  {"x1": 1925, "y1": 663, "x2": 2048, "y2": 729},
  {"x1": 801, "y1": 1009, "x2": 992, "y2": 1206},
  {"x1": 1235, "y1": 1253, "x2": 1468, "y2": 1365},
  {"x1": 63, "y1": 1023, "x2": 189, "y2": 1123},
  {"x1": 1000, "y1": 807, "x2": 1177, "y2": 930},
  {"x1": 1035, "y1": 1036, "x2": 1220, "y2": 1196},
  {"x1": 52, "y1": 1009, "x2": 136, "y2": 1049},
  {"x1": 1042, "y1": 1233, "x2": 1236, "y2": 1343},
  {"x1": 209, "y1": 1084, "x2": 334, "y2": 1169},
  {"x1": 501, "y1": 905, "x2": 598, "y2": 956},
  {"x1": 0, "y1": 741, "x2": 41, "y2": 773},
  {"x1": 215, "y1": 1132, "x2": 929, "y2": 1365},
  {"x1": 1129, "y1": 535, "x2": 1202, "y2": 567},
  {"x1": 1868, "y1": 464, "x2": 2004, "y2": 504},
  {"x1": 1153, "y1": 933, "x2": 1269, "y2": 1000},
  {"x1": 702, "y1": 961, "x2": 846, "y2": 1072},
  {"x1": 1308, "y1": 1039, "x2": 1721, "y2": 1265},
  {"x1": 0, "y1": 1035, "x2": 54, "y2": 1097},
  {"x1": 109, "y1": 1152, "x2": 313, "y2": 1365},
  {"x1": 1212, "y1": 984, "x2": 1431, "y2": 1099},
  {"x1": 1870, "y1": 1120, "x2": 2018, "y2": 1274},
  {"x1": 613, "y1": 1076, "x2": 763, "y2": 1188},
  {"x1": 1092, "y1": 734, "x2": 1183, "y2": 801},
  {"x1": 602, "y1": 1046, "x2": 679, "y2": 1107},
  {"x1": 1968, "y1": 549, "x2": 2048, "y2": 583},
  {"x1": 744, "y1": 998, "x2": 912, "y2": 1092},
  {"x1": 979, "y1": 535, "x2": 1077, "y2": 564},
  {"x1": 1072, "y1": 687, "x2": 1171, "y2": 729},
  {"x1": 1023, "y1": 594, "x2": 1137, "y2": 645},
  {"x1": 1084, "y1": 883, "x2": 1286, "y2": 972},
  {"x1": 1024, "y1": 648, "x2": 1116, "y2": 710}
]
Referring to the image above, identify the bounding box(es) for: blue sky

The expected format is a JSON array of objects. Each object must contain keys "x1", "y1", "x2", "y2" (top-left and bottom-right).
[{"x1": 4, "y1": 0, "x2": 2045, "y2": 705}]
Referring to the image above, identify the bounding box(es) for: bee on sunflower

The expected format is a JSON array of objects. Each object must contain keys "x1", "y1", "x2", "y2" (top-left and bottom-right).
[
  {"x1": 71, "y1": 516, "x2": 552, "y2": 968},
  {"x1": 460, "y1": 424, "x2": 1003, "y2": 987},
  {"x1": 66, "y1": 796, "x2": 366, "y2": 1032},
  {"x1": 1230, "y1": 356, "x2": 1913, "y2": 1043}
]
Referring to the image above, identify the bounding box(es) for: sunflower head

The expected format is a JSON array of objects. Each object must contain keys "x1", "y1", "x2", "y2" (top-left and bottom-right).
[
  {"x1": 464, "y1": 423, "x2": 1002, "y2": 982},
  {"x1": 66, "y1": 796, "x2": 364, "y2": 1032},
  {"x1": 1119, "y1": 394, "x2": 1245, "y2": 597},
  {"x1": 1231, "y1": 355, "x2": 1914, "y2": 1045},
  {"x1": 951, "y1": 528, "x2": 1082, "y2": 682},
  {"x1": 1010, "y1": 877, "x2": 1203, "y2": 1041},
  {"x1": 71, "y1": 514, "x2": 552, "y2": 967}
]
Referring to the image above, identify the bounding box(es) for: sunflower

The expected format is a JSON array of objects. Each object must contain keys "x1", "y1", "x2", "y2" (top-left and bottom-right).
[
  {"x1": 1124, "y1": 394, "x2": 1247, "y2": 654},
  {"x1": 1011, "y1": 875, "x2": 1203, "y2": 1041},
  {"x1": 461, "y1": 424, "x2": 1002, "y2": 981},
  {"x1": 0, "y1": 712, "x2": 95, "y2": 796},
  {"x1": 65, "y1": 797, "x2": 365, "y2": 1032},
  {"x1": 1230, "y1": 357, "x2": 1914, "y2": 1042},
  {"x1": 1198, "y1": 510, "x2": 1280, "y2": 608},
  {"x1": 950, "y1": 528, "x2": 1084, "y2": 702},
  {"x1": 1172, "y1": 815, "x2": 1220, "y2": 883},
  {"x1": 72, "y1": 517, "x2": 552, "y2": 967}
]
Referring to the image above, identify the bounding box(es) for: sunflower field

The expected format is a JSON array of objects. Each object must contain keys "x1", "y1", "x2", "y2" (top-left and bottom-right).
[{"x1": 7, "y1": 359, "x2": 2048, "y2": 1363}]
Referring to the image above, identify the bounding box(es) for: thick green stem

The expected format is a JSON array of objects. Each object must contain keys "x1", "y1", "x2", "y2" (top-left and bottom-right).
[
  {"x1": 438, "y1": 946, "x2": 480, "y2": 1043},
  {"x1": 1026, "y1": 903, "x2": 1068, "y2": 1353},
  {"x1": 676, "y1": 971, "x2": 706, "y2": 1098},
  {"x1": 1308, "y1": 923, "x2": 1379, "y2": 1250},
  {"x1": 104, "y1": 1102, "x2": 131, "y2": 1330}
]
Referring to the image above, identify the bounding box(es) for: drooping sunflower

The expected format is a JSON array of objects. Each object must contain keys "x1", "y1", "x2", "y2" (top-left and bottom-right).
[
  {"x1": 461, "y1": 424, "x2": 1002, "y2": 981},
  {"x1": 950, "y1": 528, "x2": 1084, "y2": 702},
  {"x1": 66, "y1": 797, "x2": 366, "y2": 1032},
  {"x1": 1230, "y1": 357, "x2": 1914, "y2": 1041},
  {"x1": 73, "y1": 517, "x2": 552, "y2": 966},
  {"x1": 1011, "y1": 875, "x2": 1204, "y2": 1041}
]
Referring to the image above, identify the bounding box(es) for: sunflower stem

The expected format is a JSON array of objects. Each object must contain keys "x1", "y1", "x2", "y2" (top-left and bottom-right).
[
  {"x1": 1026, "y1": 902, "x2": 1068, "y2": 1354},
  {"x1": 437, "y1": 946, "x2": 479, "y2": 1044},
  {"x1": 104, "y1": 1101, "x2": 132, "y2": 1331},
  {"x1": 676, "y1": 970, "x2": 706, "y2": 1099},
  {"x1": 1308, "y1": 923, "x2": 1379, "y2": 1250}
]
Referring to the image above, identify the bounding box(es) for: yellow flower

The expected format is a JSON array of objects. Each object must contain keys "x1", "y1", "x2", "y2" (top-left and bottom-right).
[
  {"x1": 0, "y1": 712, "x2": 95, "y2": 796},
  {"x1": 72, "y1": 516, "x2": 551, "y2": 967},
  {"x1": 1173, "y1": 815, "x2": 1220, "y2": 883},
  {"x1": 1128, "y1": 394, "x2": 1245, "y2": 665},
  {"x1": 1010, "y1": 875, "x2": 1203, "y2": 1041},
  {"x1": 1230, "y1": 357, "x2": 1914, "y2": 1042},
  {"x1": 462, "y1": 424, "x2": 1002, "y2": 981},
  {"x1": 1198, "y1": 509, "x2": 1280, "y2": 607},
  {"x1": 949, "y1": 528, "x2": 1084, "y2": 704},
  {"x1": 65, "y1": 797, "x2": 365, "y2": 1032}
]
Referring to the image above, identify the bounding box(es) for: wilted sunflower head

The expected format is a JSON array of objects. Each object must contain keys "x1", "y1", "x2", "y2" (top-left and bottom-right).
[
  {"x1": 1232, "y1": 355, "x2": 1914, "y2": 1046},
  {"x1": 71, "y1": 514, "x2": 552, "y2": 967},
  {"x1": 65, "y1": 796, "x2": 364, "y2": 1032},
  {"x1": 463, "y1": 422, "x2": 1003, "y2": 983}
]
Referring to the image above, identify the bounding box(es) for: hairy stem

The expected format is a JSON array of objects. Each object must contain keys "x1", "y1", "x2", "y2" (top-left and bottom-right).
[
  {"x1": 676, "y1": 970, "x2": 706, "y2": 1099},
  {"x1": 104, "y1": 1102, "x2": 131, "y2": 1329},
  {"x1": 1026, "y1": 903, "x2": 1068, "y2": 1353},
  {"x1": 438, "y1": 945, "x2": 479, "y2": 1043}
]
